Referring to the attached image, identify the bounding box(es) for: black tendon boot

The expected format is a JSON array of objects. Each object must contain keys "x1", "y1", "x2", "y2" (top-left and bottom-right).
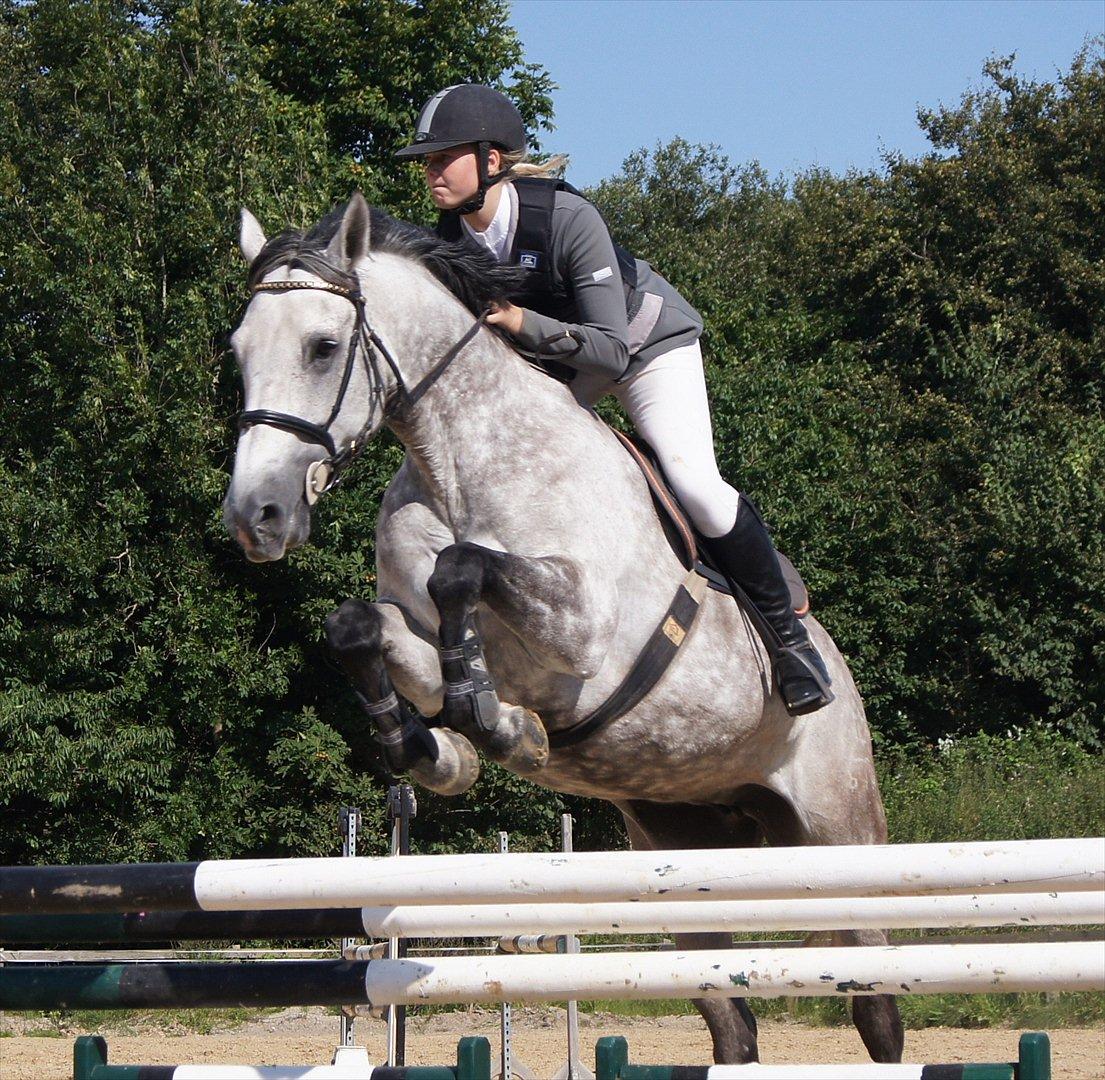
[{"x1": 708, "y1": 499, "x2": 834, "y2": 715}]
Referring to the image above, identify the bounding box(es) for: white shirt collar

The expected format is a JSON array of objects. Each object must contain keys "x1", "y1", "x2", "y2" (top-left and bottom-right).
[{"x1": 461, "y1": 182, "x2": 516, "y2": 263}]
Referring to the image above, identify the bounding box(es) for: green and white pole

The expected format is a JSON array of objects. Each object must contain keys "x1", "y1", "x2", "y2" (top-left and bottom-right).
[{"x1": 592, "y1": 1032, "x2": 1051, "y2": 1080}]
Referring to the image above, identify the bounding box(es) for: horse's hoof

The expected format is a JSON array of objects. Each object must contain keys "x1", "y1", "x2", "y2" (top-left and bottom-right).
[
  {"x1": 409, "y1": 728, "x2": 480, "y2": 795},
  {"x1": 484, "y1": 705, "x2": 549, "y2": 774}
]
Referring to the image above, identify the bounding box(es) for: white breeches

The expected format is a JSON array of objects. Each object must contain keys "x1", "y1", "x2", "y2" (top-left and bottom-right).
[{"x1": 571, "y1": 340, "x2": 741, "y2": 538}]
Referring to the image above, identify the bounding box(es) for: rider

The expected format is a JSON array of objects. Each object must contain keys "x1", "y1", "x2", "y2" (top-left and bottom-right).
[{"x1": 395, "y1": 83, "x2": 832, "y2": 716}]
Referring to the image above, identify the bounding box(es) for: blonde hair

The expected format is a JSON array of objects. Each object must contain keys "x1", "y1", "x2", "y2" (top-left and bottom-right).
[{"x1": 496, "y1": 149, "x2": 570, "y2": 180}]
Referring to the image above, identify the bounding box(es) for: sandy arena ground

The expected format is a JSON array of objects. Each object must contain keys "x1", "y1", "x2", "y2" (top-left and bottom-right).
[{"x1": 3, "y1": 1008, "x2": 1103, "y2": 1079}]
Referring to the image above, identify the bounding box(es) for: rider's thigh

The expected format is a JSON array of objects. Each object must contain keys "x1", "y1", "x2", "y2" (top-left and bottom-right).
[{"x1": 615, "y1": 340, "x2": 740, "y2": 538}]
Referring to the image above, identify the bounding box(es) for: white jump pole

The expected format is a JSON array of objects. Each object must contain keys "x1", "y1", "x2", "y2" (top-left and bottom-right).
[
  {"x1": 172, "y1": 1053, "x2": 374, "y2": 1079},
  {"x1": 358, "y1": 889, "x2": 1105, "y2": 938},
  {"x1": 184, "y1": 838, "x2": 1102, "y2": 911},
  {"x1": 354, "y1": 940, "x2": 1104, "y2": 1007}
]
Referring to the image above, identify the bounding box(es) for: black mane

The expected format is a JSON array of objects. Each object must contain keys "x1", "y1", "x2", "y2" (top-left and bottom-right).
[{"x1": 248, "y1": 201, "x2": 531, "y2": 315}]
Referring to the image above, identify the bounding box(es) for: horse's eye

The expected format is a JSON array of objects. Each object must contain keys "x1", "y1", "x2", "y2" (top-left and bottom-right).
[{"x1": 314, "y1": 338, "x2": 339, "y2": 361}]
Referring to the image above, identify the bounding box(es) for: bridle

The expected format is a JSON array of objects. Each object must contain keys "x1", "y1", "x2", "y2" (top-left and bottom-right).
[{"x1": 237, "y1": 273, "x2": 486, "y2": 504}]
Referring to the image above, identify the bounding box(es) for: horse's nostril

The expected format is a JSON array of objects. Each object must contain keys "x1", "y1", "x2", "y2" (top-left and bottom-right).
[{"x1": 258, "y1": 504, "x2": 282, "y2": 524}]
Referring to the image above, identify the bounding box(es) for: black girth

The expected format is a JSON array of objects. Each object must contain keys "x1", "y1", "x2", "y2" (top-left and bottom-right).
[{"x1": 547, "y1": 567, "x2": 708, "y2": 750}]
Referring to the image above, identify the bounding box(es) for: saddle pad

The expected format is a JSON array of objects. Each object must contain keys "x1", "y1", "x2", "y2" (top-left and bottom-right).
[{"x1": 612, "y1": 427, "x2": 810, "y2": 618}]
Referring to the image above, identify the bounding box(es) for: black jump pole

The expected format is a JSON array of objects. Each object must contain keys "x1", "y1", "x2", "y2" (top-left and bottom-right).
[
  {"x1": 0, "y1": 862, "x2": 202, "y2": 916},
  {"x1": 0, "y1": 960, "x2": 372, "y2": 1010},
  {"x1": 0, "y1": 908, "x2": 367, "y2": 944}
]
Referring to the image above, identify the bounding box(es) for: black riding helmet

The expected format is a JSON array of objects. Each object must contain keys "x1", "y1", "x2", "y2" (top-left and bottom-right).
[{"x1": 396, "y1": 84, "x2": 526, "y2": 214}]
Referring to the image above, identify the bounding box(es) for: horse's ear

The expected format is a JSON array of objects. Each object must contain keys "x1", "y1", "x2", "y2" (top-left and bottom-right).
[
  {"x1": 326, "y1": 192, "x2": 371, "y2": 267},
  {"x1": 240, "y1": 208, "x2": 267, "y2": 265}
]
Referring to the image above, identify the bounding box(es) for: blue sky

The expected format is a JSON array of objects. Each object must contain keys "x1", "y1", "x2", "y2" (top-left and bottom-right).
[{"x1": 507, "y1": 0, "x2": 1103, "y2": 186}]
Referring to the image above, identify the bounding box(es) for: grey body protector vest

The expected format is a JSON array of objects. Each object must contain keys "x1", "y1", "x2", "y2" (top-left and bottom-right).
[{"x1": 437, "y1": 176, "x2": 643, "y2": 380}]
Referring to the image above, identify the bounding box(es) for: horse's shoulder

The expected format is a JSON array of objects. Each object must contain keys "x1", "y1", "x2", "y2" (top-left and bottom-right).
[{"x1": 380, "y1": 455, "x2": 438, "y2": 516}]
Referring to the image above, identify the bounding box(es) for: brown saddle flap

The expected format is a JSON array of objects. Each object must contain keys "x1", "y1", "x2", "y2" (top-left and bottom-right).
[{"x1": 611, "y1": 427, "x2": 810, "y2": 618}]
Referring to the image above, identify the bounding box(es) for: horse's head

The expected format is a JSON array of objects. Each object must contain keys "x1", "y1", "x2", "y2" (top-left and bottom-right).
[
  {"x1": 224, "y1": 193, "x2": 531, "y2": 562},
  {"x1": 223, "y1": 196, "x2": 379, "y2": 562}
]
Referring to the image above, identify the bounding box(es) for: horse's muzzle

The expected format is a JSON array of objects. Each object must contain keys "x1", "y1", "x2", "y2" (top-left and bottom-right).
[{"x1": 222, "y1": 489, "x2": 309, "y2": 562}]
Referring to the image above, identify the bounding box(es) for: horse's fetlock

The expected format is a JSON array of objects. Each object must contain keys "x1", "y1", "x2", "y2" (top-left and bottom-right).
[
  {"x1": 442, "y1": 683, "x2": 500, "y2": 737},
  {"x1": 376, "y1": 711, "x2": 439, "y2": 774},
  {"x1": 440, "y1": 628, "x2": 500, "y2": 736}
]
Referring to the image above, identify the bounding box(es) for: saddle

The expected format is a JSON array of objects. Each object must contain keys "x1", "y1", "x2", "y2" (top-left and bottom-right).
[{"x1": 611, "y1": 428, "x2": 810, "y2": 618}]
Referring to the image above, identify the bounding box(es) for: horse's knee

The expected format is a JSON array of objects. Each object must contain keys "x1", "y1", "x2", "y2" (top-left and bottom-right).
[
  {"x1": 325, "y1": 598, "x2": 382, "y2": 659},
  {"x1": 427, "y1": 542, "x2": 498, "y2": 610}
]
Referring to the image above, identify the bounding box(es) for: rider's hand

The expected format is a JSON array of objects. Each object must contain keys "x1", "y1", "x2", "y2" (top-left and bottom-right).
[{"x1": 486, "y1": 301, "x2": 525, "y2": 337}]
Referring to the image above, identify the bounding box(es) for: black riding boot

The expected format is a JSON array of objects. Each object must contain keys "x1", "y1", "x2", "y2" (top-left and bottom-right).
[{"x1": 707, "y1": 499, "x2": 834, "y2": 716}]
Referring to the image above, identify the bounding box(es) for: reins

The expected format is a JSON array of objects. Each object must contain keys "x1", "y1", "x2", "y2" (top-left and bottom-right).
[{"x1": 237, "y1": 273, "x2": 487, "y2": 502}]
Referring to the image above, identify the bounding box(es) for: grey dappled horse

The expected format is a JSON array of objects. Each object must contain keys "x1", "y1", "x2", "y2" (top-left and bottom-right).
[{"x1": 223, "y1": 195, "x2": 903, "y2": 1065}]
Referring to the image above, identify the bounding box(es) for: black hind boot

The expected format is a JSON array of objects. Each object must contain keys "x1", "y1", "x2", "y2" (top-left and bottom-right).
[{"x1": 707, "y1": 499, "x2": 834, "y2": 715}]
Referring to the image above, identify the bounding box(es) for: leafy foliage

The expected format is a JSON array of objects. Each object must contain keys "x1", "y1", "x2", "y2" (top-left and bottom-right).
[
  {"x1": 0, "y1": 0, "x2": 550, "y2": 862},
  {"x1": 0, "y1": 1, "x2": 1100, "y2": 867},
  {"x1": 592, "y1": 45, "x2": 1104, "y2": 748},
  {"x1": 877, "y1": 729, "x2": 1102, "y2": 843}
]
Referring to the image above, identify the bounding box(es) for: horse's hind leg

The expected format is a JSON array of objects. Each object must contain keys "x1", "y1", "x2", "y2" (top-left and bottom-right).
[
  {"x1": 835, "y1": 929, "x2": 906, "y2": 1063},
  {"x1": 618, "y1": 799, "x2": 763, "y2": 1065},
  {"x1": 325, "y1": 598, "x2": 479, "y2": 795},
  {"x1": 732, "y1": 774, "x2": 905, "y2": 1063},
  {"x1": 426, "y1": 542, "x2": 613, "y2": 772}
]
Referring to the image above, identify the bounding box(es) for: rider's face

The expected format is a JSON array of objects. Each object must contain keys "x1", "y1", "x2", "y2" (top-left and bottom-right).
[
  {"x1": 422, "y1": 145, "x2": 480, "y2": 210},
  {"x1": 421, "y1": 145, "x2": 503, "y2": 211}
]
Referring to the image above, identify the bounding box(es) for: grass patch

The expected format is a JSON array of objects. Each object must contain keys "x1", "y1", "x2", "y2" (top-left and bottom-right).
[
  {"x1": 575, "y1": 993, "x2": 1104, "y2": 1028},
  {"x1": 579, "y1": 998, "x2": 699, "y2": 1018},
  {"x1": 5, "y1": 994, "x2": 1102, "y2": 1034},
  {"x1": 5, "y1": 1007, "x2": 270, "y2": 1036},
  {"x1": 876, "y1": 729, "x2": 1103, "y2": 843}
]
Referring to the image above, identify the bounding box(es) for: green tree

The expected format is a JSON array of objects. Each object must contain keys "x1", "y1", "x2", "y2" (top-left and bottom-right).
[
  {"x1": 240, "y1": 0, "x2": 554, "y2": 215},
  {"x1": 590, "y1": 44, "x2": 1104, "y2": 747},
  {"x1": 0, "y1": 0, "x2": 553, "y2": 864},
  {"x1": 2, "y1": 3, "x2": 1099, "y2": 871}
]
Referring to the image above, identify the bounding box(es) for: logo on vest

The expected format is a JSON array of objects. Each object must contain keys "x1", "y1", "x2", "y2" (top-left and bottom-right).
[{"x1": 518, "y1": 251, "x2": 541, "y2": 269}]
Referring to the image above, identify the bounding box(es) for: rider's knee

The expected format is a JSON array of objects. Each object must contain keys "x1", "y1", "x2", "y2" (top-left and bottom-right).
[{"x1": 667, "y1": 469, "x2": 741, "y2": 538}]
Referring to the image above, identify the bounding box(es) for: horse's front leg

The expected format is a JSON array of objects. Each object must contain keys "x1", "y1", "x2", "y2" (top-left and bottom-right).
[
  {"x1": 427, "y1": 542, "x2": 613, "y2": 772},
  {"x1": 325, "y1": 598, "x2": 480, "y2": 795}
]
